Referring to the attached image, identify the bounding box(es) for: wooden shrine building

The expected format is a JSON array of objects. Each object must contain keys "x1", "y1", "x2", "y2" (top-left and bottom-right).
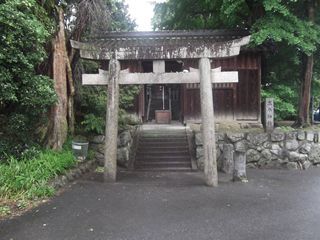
[
  {"x1": 71, "y1": 30, "x2": 256, "y2": 186},
  {"x1": 72, "y1": 30, "x2": 261, "y2": 125}
]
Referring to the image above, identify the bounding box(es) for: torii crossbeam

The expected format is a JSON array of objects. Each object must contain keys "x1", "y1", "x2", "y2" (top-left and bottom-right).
[{"x1": 71, "y1": 30, "x2": 250, "y2": 187}]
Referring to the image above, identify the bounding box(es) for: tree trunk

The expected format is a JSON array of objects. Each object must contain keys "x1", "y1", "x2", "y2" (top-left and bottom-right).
[
  {"x1": 67, "y1": 57, "x2": 75, "y2": 135},
  {"x1": 295, "y1": 0, "x2": 315, "y2": 127},
  {"x1": 46, "y1": 8, "x2": 69, "y2": 150}
]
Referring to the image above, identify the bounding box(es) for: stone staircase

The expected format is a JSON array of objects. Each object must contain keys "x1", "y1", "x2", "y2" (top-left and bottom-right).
[{"x1": 134, "y1": 125, "x2": 192, "y2": 171}]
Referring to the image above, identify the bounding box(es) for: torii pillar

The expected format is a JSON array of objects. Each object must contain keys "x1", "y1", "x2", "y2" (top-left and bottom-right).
[
  {"x1": 199, "y1": 58, "x2": 217, "y2": 186},
  {"x1": 104, "y1": 59, "x2": 120, "y2": 181}
]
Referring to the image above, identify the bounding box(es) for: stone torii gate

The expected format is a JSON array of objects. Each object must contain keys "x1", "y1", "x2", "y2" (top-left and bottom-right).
[{"x1": 71, "y1": 30, "x2": 250, "y2": 186}]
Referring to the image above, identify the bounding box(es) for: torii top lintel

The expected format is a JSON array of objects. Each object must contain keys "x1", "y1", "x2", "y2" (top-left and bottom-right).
[{"x1": 71, "y1": 30, "x2": 251, "y2": 60}]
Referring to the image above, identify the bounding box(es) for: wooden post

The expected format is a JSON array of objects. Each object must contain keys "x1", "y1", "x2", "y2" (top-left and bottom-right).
[
  {"x1": 199, "y1": 58, "x2": 218, "y2": 187},
  {"x1": 104, "y1": 59, "x2": 120, "y2": 182}
]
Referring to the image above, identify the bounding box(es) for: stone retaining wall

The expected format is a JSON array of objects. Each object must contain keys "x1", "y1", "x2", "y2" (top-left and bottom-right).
[
  {"x1": 50, "y1": 160, "x2": 96, "y2": 189},
  {"x1": 194, "y1": 130, "x2": 320, "y2": 170},
  {"x1": 89, "y1": 126, "x2": 138, "y2": 168}
]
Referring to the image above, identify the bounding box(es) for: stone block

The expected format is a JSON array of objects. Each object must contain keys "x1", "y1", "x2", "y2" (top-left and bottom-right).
[
  {"x1": 261, "y1": 149, "x2": 272, "y2": 160},
  {"x1": 270, "y1": 144, "x2": 282, "y2": 157},
  {"x1": 265, "y1": 160, "x2": 282, "y2": 169},
  {"x1": 233, "y1": 151, "x2": 247, "y2": 182},
  {"x1": 247, "y1": 133, "x2": 269, "y2": 146},
  {"x1": 306, "y1": 131, "x2": 314, "y2": 142},
  {"x1": 195, "y1": 133, "x2": 202, "y2": 146},
  {"x1": 285, "y1": 162, "x2": 298, "y2": 170},
  {"x1": 90, "y1": 135, "x2": 105, "y2": 144},
  {"x1": 302, "y1": 161, "x2": 312, "y2": 170},
  {"x1": 299, "y1": 143, "x2": 312, "y2": 154},
  {"x1": 234, "y1": 141, "x2": 246, "y2": 152},
  {"x1": 221, "y1": 144, "x2": 234, "y2": 174},
  {"x1": 271, "y1": 131, "x2": 285, "y2": 142},
  {"x1": 297, "y1": 131, "x2": 305, "y2": 141},
  {"x1": 286, "y1": 132, "x2": 297, "y2": 140},
  {"x1": 117, "y1": 147, "x2": 129, "y2": 167},
  {"x1": 309, "y1": 145, "x2": 320, "y2": 164},
  {"x1": 197, "y1": 156, "x2": 204, "y2": 170},
  {"x1": 216, "y1": 133, "x2": 225, "y2": 142},
  {"x1": 285, "y1": 140, "x2": 299, "y2": 151},
  {"x1": 246, "y1": 163, "x2": 257, "y2": 169},
  {"x1": 196, "y1": 146, "x2": 204, "y2": 158},
  {"x1": 218, "y1": 144, "x2": 224, "y2": 151},
  {"x1": 97, "y1": 144, "x2": 105, "y2": 154},
  {"x1": 117, "y1": 131, "x2": 132, "y2": 147},
  {"x1": 262, "y1": 141, "x2": 272, "y2": 149},
  {"x1": 288, "y1": 152, "x2": 307, "y2": 162},
  {"x1": 226, "y1": 133, "x2": 245, "y2": 143},
  {"x1": 257, "y1": 158, "x2": 268, "y2": 167},
  {"x1": 246, "y1": 149, "x2": 261, "y2": 163}
]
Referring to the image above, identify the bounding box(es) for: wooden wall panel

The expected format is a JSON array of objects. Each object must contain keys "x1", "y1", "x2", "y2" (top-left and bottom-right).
[
  {"x1": 214, "y1": 89, "x2": 234, "y2": 120},
  {"x1": 184, "y1": 89, "x2": 201, "y2": 121},
  {"x1": 122, "y1": 53, "x2": 261, "y2": 123},
  {"x1": 236, "y1": 70, "x2": 260, "y2": 121}
]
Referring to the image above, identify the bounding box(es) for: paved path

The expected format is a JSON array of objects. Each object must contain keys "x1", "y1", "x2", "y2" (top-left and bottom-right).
[{"x1": 1, "y1": 168, "x2": 320, "y2": 240}]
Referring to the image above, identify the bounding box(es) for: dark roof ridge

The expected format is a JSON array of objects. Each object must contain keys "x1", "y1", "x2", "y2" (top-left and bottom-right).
[{"x1": 88, "y1": 29, "x2": 250, "y2": 40}]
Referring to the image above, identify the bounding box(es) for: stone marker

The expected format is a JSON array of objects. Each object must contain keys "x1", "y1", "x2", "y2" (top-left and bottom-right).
[
  {"x1": 221, "y1": 144, "x2": 234, "y2": 175},
  {"x1": 233, "y1": 142, "x2": 247, "y2": 182},
  {"x1": 265, "y1": 98, "x2": 274, "y2": 133}
]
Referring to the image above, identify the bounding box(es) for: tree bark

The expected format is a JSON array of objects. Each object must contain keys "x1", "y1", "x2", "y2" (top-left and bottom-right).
[
  {"x1": 46, "y1": 8, "x2": 69, "y2": 150},
  {"x1": 295, "y1": 0, "x2": 315, "y2": 127}
]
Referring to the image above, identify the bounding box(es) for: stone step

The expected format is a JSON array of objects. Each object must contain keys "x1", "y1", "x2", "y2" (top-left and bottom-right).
[
  {"x1": 139, "y1": 139, "x2": 188, "y2": 145},
  {"x1": 136, "y1": 155, "x2": 191, "y2": 162},
  {"x1": 140, "y1": 136, "x2": 187, "y2": 141},
  {"x1": 138, "y1": 142, "x2": 188, "y2": 147},
  {"x1": 134, "y1": 167, "x2": 192, "y2": 172},
  {"x1": 141, "y1": 133, "x2": 186, "y2": 138},
  {"x1": 136, "y1": 151, "x2": 189, "y2": 157},
  {"x1": 136, "y1": 148, "x2": 189, "y2": 155},
  {"x1": 135, "y1": 161, "x2": 191, "y2": 169},
  {"x1": 134, "y1": 125, "x2": 192, "y2": 172}
]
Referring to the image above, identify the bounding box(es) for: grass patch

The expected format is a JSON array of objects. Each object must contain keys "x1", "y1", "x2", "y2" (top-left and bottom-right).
[{"x1": 0, "y1": 149, "x2": 75, "y2": 201}]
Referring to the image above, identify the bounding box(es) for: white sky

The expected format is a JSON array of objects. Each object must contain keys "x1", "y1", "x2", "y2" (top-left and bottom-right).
[{"x1": 125, "y1": 0, "x2": 166, "y2": 31}]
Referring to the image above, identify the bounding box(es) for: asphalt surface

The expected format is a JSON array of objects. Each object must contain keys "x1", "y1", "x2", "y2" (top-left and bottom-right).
[{"x1": 1, "y1": 168, "x2": 320, "y2": 240}]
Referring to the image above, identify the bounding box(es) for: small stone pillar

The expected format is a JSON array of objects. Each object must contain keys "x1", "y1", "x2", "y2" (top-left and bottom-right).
[
  {"x1": 221, "y1": 144, "x2": 234, "y2": 175},
  {"x1": 233, "y1": 141, "x2": 247, "y2": 182},
  {"x1": 104, "y1": 59, "x2": 120, "y2": 182}
]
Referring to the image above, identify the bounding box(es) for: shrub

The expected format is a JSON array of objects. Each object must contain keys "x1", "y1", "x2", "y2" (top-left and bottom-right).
[{"x1": 0, "y1": 149, "x2": 75, "y2": 200}]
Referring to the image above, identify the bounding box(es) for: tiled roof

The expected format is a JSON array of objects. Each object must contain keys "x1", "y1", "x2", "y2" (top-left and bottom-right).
[
  {"x1": 71, "y1": 30, "x2": 250, "y2": 60},
  {"x1": 83, "y1": 30, "x2": 249, "y2": 48}
]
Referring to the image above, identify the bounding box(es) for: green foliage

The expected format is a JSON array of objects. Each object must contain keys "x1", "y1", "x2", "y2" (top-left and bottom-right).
[
  {"x1": 0, "y1": 0, "x2": 56, "y2": 149},
  {"x1": 262, "y1": 85, "x2": 297, "y2": 120},
  {"x1": 107, "y1": 0, "x2": 136, "y2": 31},
  {"x1": 119, "y1": 85, "x2": 141, "y2": 109},
  {"x1": 0, "y1": 149, "x2": 75, "y2": 200},
  {"x1": 81, "y1": 114, "x2": 105, "y2": 134},
  {"x1": 77, "y1": 84, "x2": 141, "y2": 135},
  {"x1": 153, "y1": 0, "x2": 320, "y2": 122},
  {"x1": 153, "y1": 0, "x2": 320, "y2": 55}
]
